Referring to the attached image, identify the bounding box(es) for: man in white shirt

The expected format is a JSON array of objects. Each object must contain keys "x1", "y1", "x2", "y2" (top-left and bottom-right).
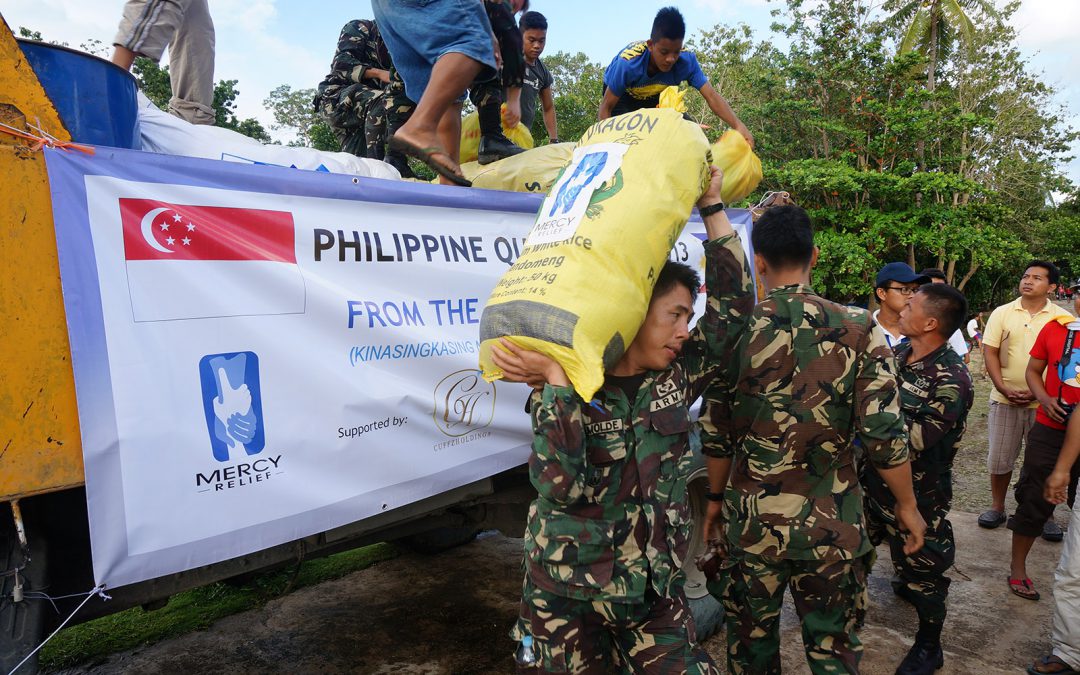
[
  {"x1": 921, "y1": 268, "x2": 972, "y2": 360},
  {"x1": 872, "y1": 262, "x2": 930, "y2": 346}
]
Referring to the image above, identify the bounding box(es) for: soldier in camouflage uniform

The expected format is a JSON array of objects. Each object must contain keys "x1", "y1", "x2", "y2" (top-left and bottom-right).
[
  {"x1": 491, "y1": 168, "x2": 752, "y2": 673},
  {"x1": 698, "y1": 205, "x2": 927, "y2": 675},
  {"x1": 315, "y1": 19, "x2": 415, "y2": 176},
  {"x1": 470, "y1": 0, "x2": 528, "y2": 164},
  {"x1": 863, "y1": 283, "x2": 973, "y2": 675}
]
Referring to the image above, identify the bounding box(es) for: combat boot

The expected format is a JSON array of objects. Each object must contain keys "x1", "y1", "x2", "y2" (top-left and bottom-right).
[
  {"x1": 894, "y1": 640, "x2": 943, "y2": 675},
  {"x1": 477, "y1": 134, "x2": 525, "y2": 165},
  {"x1": 384, "y1": 153, "x2": 416, "y2": 179}
]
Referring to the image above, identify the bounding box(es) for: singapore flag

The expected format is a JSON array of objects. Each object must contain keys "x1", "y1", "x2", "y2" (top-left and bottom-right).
[{"x1": 119, "y1": 199, "x2": 306, "y2": 322}]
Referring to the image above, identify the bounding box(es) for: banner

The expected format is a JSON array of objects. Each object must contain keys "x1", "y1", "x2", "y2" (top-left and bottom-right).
[{"x1": 44, "y1": 147, "x2": 754, "y2": 589}]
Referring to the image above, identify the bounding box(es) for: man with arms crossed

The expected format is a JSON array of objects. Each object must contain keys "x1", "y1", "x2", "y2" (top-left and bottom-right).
[{"x1": 979, "y1": 261, "x2": 1071, "y2": 534}]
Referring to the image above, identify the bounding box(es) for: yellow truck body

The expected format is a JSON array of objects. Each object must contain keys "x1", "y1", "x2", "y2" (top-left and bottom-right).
[{"x1": 0, "y1": 14, "x2": 84, "y2": 501}]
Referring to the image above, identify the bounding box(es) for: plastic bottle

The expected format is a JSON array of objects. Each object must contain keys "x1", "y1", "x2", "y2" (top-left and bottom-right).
[{"x1": 514, "y1": 634, "x2": 538, "y2": 667}]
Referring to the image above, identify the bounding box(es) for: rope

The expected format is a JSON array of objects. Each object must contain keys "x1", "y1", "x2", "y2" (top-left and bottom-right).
[
  {"x1": 0, "y1": 121, "x2": 95, "y2": 155},
  {"x1": 5, "y1": 585, "x2": 111, "y2": 675}
]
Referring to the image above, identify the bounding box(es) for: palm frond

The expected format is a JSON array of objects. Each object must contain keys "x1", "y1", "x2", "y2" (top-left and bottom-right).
[
  {"x1": 941, "y1": 0, "x2": 978, "y2": 52},
  {"x1": 899, "y1": 6, "x2": 932, "y2": 55},
  {"x1": 886, "y1": 0, "x2": 925, "y2": 29}
]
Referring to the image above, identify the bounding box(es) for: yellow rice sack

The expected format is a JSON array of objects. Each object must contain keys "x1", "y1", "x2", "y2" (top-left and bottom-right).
[
  {"x1": 711, "y1": 129, "x2": 762, "y2": 204},
  {"x1": 479, "y1": 108, "x2": 711, "y2": 400},
  {"x1": 459, "y1": 107, "x2": 534, "y2": 164},
  {"x1": 468, "y1": 143, "x2": 575, "y2": 193},
  {"x1": 434, "y1": 144, "x2": 573, "y2": 192},
  {"x1": 658, "y1": 85, "x2": 687, "y2": 112}
]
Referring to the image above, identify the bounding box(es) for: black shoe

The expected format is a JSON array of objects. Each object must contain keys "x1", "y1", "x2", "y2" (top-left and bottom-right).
[
  {"x1": 895, "y1": 640, "x2": 944, "y2": 675},
  {"x1": 384, "y1": 153, "x2": 416, "y2": 179},
  {"x1": 1043, "y1": 519, "x2": 1064, "y2": 542},
  {"x1": 977, "y1": 509, "x2": 1006, "y2": 528},
  {"x1": 477, "y1": 135, "x2": 525, "y2": 165}
]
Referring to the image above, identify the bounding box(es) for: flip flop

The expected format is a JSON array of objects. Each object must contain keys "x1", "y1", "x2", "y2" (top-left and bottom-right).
[
  {"x1": 387, "y1": 136, "x2": 471, "y2": 187},
  {"x1": 1028, "y1": 654, "x2": 1080, "y2": 675},
  {"x1": 1008, "y1": 576, "x2": 1041, "y2": 601}
]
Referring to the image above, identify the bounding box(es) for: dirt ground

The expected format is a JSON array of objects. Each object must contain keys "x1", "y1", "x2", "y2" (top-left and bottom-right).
[
  {"x1": 53, "y1": 345, "x2": 1073, "y2": 674},
  {"x1": 54, "y1": 519, "x2": 1065, "y2": 675}
]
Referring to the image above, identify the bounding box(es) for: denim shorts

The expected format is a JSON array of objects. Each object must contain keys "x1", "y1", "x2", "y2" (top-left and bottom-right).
[{"x1": 371, "y1": 0, "x2": 498, "y2": 103}]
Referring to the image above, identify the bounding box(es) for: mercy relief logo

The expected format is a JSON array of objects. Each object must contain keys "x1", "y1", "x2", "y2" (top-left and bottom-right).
[
  {"x1": 527, "y1": 143, "x2": 628, "y2": 247},
  {"x1": 432, "y1": 370, "x2": 496, "y2": 447},
  {"x1": 199, "y1": 352, "x2": 266, "y2": 462}
]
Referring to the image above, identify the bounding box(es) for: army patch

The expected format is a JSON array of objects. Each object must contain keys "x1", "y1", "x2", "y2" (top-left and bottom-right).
[
  {"x1": 649, "y1": 389, "x2": 685, "y2": 411},
  {"x1": 901, "y1": 379, "x2": 929, "y2": 398}
]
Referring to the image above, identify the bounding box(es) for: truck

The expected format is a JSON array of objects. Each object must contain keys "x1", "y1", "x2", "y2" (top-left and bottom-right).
[{"x1": 0, "y1": 17, "x2": 727, "y2": 672}]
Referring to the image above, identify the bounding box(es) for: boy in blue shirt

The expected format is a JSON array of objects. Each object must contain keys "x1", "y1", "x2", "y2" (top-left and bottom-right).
[{"x1": 599, "y1": 6, "x2": 754, "y2": 148}]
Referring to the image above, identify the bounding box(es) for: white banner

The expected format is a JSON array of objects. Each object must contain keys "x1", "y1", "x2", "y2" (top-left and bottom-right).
[{"x1": 44, "y1": 147, "x2": 754, "y2": 588}]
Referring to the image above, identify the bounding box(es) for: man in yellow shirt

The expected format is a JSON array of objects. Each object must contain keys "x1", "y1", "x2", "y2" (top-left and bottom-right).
[{"x1": 979, "y1": 261, "x2": 1073, "y2": 534}]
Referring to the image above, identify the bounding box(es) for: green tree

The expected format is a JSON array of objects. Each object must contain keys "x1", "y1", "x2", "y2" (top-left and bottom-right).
[
  {"x1": 539, "y1": 51, "x2": 605, "y2": 145},
  {"x1": 263, "y1": 85, "x2": 338, "y2": 151},
  {"x1": 133, "y1": 57, "x2": 172, "y2": 110},
  {"x1": 887, "y1": 0, "x2": 994, "y2": 93},
  {"x1": 213, "y1": 79, "x2": 271, "y2": 142}
]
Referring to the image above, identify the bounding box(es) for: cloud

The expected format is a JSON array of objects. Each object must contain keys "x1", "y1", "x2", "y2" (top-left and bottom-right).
[
  {"x1": 1012, "y1": 0, "x2": 1080, "y2": 48},
  {"x1": 212, "y1": 0, "x2": 277, "y2": 33},
  {"x1": 4, "y1": 0, "x2": 121, "y2": 46}
]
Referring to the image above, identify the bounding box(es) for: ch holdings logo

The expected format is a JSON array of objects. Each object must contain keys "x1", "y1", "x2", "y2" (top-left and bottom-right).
[{"x1": 432, "y1": 369, "x2": 496, "y2": 437}]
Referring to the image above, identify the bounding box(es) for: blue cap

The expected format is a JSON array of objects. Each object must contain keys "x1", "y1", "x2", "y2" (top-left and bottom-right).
[{"x1": 876, "y1": 262, "x2": 930, "y2": 287}]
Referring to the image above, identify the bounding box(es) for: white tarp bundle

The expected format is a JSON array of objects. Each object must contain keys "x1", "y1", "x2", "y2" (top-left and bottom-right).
[{"x1": 136, "y1": 92, "x2": 402, "y2": 181}]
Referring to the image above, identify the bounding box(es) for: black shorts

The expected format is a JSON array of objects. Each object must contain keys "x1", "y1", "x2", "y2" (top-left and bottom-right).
[{"x1": 1007, "y1": 422, "x2": 1080, "y2": 536}]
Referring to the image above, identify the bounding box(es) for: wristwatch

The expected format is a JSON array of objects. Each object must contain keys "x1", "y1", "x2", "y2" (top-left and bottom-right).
[
  {"x1": 698, "y1": 202, "x2": 726, "y2": 217},
  {"x1": 705, "y1": 490, "x2": 725, "y2": 502}
]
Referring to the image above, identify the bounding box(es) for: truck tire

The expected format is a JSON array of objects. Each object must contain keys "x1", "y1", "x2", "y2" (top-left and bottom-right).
[
  {"x1": 683, "y1": 461, "x2": 724, "y2": 642},
  {"x1": 0, "y1": 503, "x2": 50, "y2": 675}
]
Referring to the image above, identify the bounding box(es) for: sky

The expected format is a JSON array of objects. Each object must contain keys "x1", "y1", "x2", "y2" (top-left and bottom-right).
[{"x1": 4, "y1": 0, "x2": 1079, "y2": 189}]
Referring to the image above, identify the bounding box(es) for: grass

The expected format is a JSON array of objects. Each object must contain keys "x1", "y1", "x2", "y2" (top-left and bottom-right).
[{"x1": 39, "y1": 542, "x2": 400, "y2": 671}]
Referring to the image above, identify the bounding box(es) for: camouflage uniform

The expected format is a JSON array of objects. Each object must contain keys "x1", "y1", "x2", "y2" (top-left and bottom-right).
[
  {"x1": 315, "y1": 20, "x2": 414, "y2": 160},
  {"x1": 470, "y1": 0, "x2": 525, "y2": 139},
  {"x1": 700, "y1": 271, "x2": 910, "y2": 674},
  {"x1": 863, "y1": 341, "x2": 973, "y2": 641},
  {"x1": 511, "y1": 235, "x2": 753, "y2": 674}
]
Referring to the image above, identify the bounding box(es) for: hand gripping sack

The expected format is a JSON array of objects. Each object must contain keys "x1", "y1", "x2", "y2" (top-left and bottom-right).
[
  {"x1": 459, "y1": 108, "x2": 535, "y2": 164},
  {"x1": 479, "y1": 109, "x2": 711, "y2": 400},
  {"x1": 711, "y1": 129, "x2": 762, "y2": 204}
]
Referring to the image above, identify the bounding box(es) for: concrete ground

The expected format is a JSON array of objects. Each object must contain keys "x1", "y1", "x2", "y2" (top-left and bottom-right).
[{"x1": 56, "y1": 512, "x2": 1065, "y2": 675}]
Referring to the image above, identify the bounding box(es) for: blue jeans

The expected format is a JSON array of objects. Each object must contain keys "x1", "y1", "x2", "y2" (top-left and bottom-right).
[{"x1": 371, "y1": 0, "x2": 497, "y2": 103}]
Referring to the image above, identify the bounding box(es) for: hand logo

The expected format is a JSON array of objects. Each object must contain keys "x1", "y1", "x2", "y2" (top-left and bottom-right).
[
  {"x1": 200, "y1": 351, "x2": 265, "y2": 463},
  {"x1": 212, "y1": 366, "x2": 257, "y2": 448}
]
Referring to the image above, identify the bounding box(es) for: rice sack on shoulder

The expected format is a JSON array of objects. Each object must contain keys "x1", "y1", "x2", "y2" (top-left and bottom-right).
[{"x1": 479, "y1": 108, "x2": 711, "y2": 400}]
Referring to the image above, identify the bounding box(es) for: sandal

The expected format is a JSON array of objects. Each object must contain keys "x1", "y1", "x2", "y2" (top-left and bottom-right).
[
  {"x1": 387, "y1": 136, "x2": 471, "y2": 187},
  {"x1": 1028, "y1": 654, "x2": 1080, "y2": 675},
  {"x1": 1008, "y1": 576, "x2": 1041, "y2": 601}
]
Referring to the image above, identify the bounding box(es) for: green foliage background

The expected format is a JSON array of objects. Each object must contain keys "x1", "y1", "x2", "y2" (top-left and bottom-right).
[{"x1": 22, "y1": 1, "x2": 1080, "y2": 310}]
